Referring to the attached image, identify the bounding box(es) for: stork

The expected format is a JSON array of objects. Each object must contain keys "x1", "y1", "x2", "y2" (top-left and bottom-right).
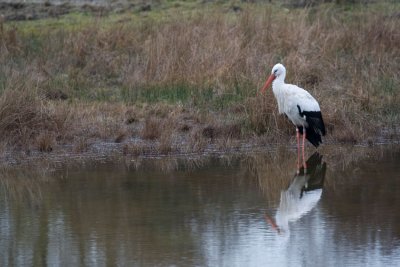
[{"x1": 260, "y1": 63, "x2": 326, "y2": 168}]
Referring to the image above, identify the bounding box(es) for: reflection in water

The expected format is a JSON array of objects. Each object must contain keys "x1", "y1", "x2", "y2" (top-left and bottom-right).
[
  {"x1": 266, "y1": 153, "x2": 326, "y2": 234},
  {"x1": 1, "y1": 146, "x2": 400, "y2": 266}
]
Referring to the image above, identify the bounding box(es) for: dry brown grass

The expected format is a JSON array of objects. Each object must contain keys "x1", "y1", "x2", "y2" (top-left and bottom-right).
[
  {"x1": 0, "y1": 83, "x2": 54, "y2": 147},
  {"x1": 0, "y1": 2, "x2": 398, "y2": 153},
  {"x1": 141, "y1": 116, "x2": 162, "y2": 140},
  {"x1": 36, "y1": 131, "x2": 55, "y2": 152}
]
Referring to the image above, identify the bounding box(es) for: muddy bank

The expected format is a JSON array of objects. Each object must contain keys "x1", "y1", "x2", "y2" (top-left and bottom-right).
[{"x1": 1, "y1": 131, "x2": 399, "y2": 168}]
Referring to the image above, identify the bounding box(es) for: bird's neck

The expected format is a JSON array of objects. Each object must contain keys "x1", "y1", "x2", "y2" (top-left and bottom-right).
[
  {"x1": 272, "y1": 74, "x2": 285, "y2": 93},
  {"x1": 272, "y1": 74, "x2": 287, "y2": 114},
  {"x1": 272, "y1": 74, "x2": 286, "y2": 90}
]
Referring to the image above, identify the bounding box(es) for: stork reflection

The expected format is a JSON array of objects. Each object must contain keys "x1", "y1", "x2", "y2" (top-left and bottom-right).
[{"x1": 265, "y1": 152, "x2": 326, "y2": 234}]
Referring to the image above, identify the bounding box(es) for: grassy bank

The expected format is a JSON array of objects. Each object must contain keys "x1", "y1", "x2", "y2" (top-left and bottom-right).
[{"x1": 0, "y1": 0, "x2": 399, "y2": 157}]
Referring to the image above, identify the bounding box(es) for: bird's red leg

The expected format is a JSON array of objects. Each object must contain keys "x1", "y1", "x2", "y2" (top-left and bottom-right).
[
  {"x1": 296, "y1": 128, "x2": 301, "y2": 172},
  {"x1": 302, "y1": 129, "x2": 307, "y2": 170}
]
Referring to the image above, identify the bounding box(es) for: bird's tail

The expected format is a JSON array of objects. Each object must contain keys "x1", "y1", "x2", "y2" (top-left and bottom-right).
[
  {"x1": 298, "y1": 111, "x2": 326, "y2": 148},
  {"x1": 306, "y1": 126, "x2": 323, "y2": 148}
]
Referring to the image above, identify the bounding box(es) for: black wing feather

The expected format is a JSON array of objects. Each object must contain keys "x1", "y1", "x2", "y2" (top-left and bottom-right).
[{"x1": 297, "y1": 105, "x2": 326, "y2": 148}]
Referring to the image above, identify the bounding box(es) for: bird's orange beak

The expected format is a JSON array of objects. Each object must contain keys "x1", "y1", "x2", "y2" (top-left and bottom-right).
[
  {"x1": 260, "y1": 74, "x2": 276, "y2": 95},
  {"x1": 264, "y1": 213, "x2": 280, "y2": 234}
]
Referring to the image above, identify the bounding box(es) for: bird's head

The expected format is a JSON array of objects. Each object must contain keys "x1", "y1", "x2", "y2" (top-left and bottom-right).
[
  {"x1": 271, "y1": 63, "x2": 286, "y2": 77},
  {"x1": 260, "y1": 63, "x2": 286, "y2": 94}
]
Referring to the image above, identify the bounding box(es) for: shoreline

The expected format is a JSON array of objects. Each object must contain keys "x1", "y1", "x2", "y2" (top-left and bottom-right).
[{"x1": 2, "y1": 132, "x2": 399, "y2": 168}]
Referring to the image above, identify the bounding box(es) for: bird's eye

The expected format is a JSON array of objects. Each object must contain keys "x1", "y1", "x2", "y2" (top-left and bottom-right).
[{"x1": 274, "y1": 69, "x2": 278, "y2": 73}]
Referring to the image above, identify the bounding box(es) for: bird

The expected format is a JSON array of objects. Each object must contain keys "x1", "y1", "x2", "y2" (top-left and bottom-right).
[{"x1": 260, "y1": 63, "x2": 326, "y2": 168}]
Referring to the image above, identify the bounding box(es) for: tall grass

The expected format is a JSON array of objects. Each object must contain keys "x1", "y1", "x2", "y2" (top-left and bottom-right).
[
  {"x1": 0, "y1": 2, "x2": 398, "y2": 150},
  {"x1": 0, "y1": 78, "x2": 52, "y2": 146}
]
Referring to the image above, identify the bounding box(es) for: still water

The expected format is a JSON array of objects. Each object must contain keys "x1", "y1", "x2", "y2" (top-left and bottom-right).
[{"x1": 1, "y1": 146, "x2": 400, "y2": 266}]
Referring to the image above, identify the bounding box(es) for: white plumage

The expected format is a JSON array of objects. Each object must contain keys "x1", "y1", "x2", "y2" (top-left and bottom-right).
[{"x1": 260, "y1": 63, "x2": 326, "y2": 148}]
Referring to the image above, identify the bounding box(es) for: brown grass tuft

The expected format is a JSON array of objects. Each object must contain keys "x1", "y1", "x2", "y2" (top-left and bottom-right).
[
  {"x1": 141, "y1": 116, "x2": 162, "y2": 140},
  {"x1": 125, "y1": 108, "x2": 138, "y2": 125},
  {"x1": 0, "y1": 84, "x2": 55, "y2": 147},
  {"x1": 202, "y1": 125, "x2": 215, "y2": 139},
  {"x1": 115, "y1": 129, "x2": 128, "y2": 143},
  {"x1": 188, "y1": 126, "x2": 209, "y2": 153},
  {"x1": 36, "y1": 132, "x2": 54, "y2": 152},
  {"x1": 158, "y1": 129, "x2": 176, "y2": 155}
]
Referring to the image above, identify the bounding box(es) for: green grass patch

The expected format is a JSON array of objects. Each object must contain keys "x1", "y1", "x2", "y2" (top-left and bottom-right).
[
  {"x1": 120, "y1": 82, "x2": 255, "y2": 110},
  {"x1": 9, "y1": 12, "x2": 94, "y2": 35},
  {"x1": 377, "y1": 76, "x2": 398, "y2": 96}
]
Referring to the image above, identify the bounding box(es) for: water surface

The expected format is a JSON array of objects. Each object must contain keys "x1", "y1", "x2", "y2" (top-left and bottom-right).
[{"x1": 1, "y1": 146, "x2": 400, "y2": 266}]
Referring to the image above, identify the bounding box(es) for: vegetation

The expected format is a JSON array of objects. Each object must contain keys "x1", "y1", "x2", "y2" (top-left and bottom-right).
[{"x1": 0, "y1": 0, "x2": 398, "y2": 158}]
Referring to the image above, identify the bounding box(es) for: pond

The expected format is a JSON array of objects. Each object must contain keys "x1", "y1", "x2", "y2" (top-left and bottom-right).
[{"x1": 1, "y1": 145, "x2": 400, "y2": 266}]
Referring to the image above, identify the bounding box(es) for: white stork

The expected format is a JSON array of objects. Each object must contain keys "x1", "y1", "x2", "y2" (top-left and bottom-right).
[{"x1": 260, "y1": 63, "x2": 326, "y2": 168}]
